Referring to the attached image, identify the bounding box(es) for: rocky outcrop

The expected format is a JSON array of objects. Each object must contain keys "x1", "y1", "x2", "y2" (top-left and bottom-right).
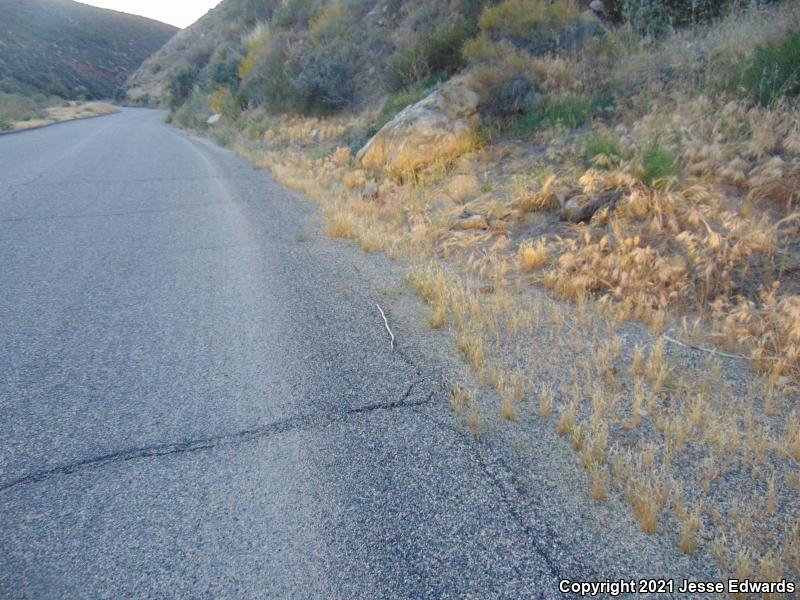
[{"x1": 357, "y1": 79, "x2": 480, "y2": 178}]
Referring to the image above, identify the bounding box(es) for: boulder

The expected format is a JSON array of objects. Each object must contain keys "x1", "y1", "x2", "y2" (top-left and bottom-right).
[
  {"x1": 450, "y1": 213, "x2": 489, "y2": 231},
  {"x1": 207, "y1": 113, "x2": 221, "y2": 125},
  {"x1": 560, "y1": 190, "x2": 620, "y2": 223},
  {"x1": 357, "y1": 78, "x2": 479, "y2": 178},
  {"x1": 362, "y1": 180, "x2": 379, "y2": 200}
]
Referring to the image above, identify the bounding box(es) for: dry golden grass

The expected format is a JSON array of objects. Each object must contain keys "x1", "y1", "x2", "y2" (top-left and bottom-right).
[
  {"x1": 8, "y1": 101, "x2": 118, "y2": 131},
  {"x1": 518, "y1": 239, "x2": 548, "y2": 272},
  {"x1": 200, "y1": 4, "x2": 800, "y2": 582},
  {"x1": 627, "y1": 477, "x2": 661, "y2": 535},
  {"x1": 678, "y1": 502, "x2": 702, "y2": 555},
  {"x1": 590, "y1": 465, "x2": 610, "y2": 502}
]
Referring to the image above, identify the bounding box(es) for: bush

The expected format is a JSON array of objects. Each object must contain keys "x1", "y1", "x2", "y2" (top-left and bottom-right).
[
  {"x1": 207, "y1": 46, "x2": 243, "y2": 90},
  {"x1": 295, "y1": 42, "x2": 357, "y2": 112},
  {"x1": 173, "y1": 88, "x2": 211, "y2": 129},
  {"x1": 584, "y1": 132, "x2": 625, "y2": 168},
  {"x1": 272, "y1": 0, "x2": 317, "y2": 29},
  {"x1": 640, "y1": 137, "x2": 679, "y2": 186},
  {"x1": 609, "y1": 0, "x2": 732, "y2": 35},
  {"x1": 478, "y1": 0, "x2": 579, "y2": 43},
  {"x1": 308, "y1": 3, "x2": 354, "y2": 45},
  {"x1": 210, "y1": 86, "x2": 238, "y2": 119},
  {"x1": 237, "y1": 28, "x2": 299, "y2": 112},
  {"x1": 385, "y1": 21, "x2": 475, "y2": 92},
  {"x1": 0, "y1": 117, "x2": 11, "y2": 131},
  {"x1": 732, "y1": 32, "x2": 800, "y2": 106},
  {"x1": 168, "y1": 66, "x2": 200, "y2": 110},
  {"x1": 0, "y1": 92, "x2": 45, "y2": 123}
]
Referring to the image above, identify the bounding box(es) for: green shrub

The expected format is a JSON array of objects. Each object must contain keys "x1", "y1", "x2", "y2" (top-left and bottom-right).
[
  {"x1": 544, "y1": 95, "x2": 596, "y2": 129},
  {"x1": 173, "y1": 89, "x2": 211, "y2": 129},
  {"x1": 584, "y1": 132, "x2": 625, "y2": 168},
  {"x1": 609, "y1": 0, "x2": 732, "y2": 35},
  {"x1": 385, "y1": 21, "x2": 475, "y2": 92},
  {"x1": 168, "y1": 66, "x2": 200, "y2": 110},
  {"x1": 732, "y1": 32, "x2": 800, "y2": 106},
  {"x1": 0, "y1": 93, "x2": 45, "y2": 123},
  {"x1": 212, "y1": 126, "x2": 236, "y2": 146},
  {"x1": 272, "y1": 0, "x2": 317, "y2": 29},
  {"x1": 0, "y1": 117, "x2": 11, "y2": 131},
  {"x1": 207, "y1": 46, "x2": 244, "y2": 90},
  {"x1": 640, "y1": 137, "x2": 678, "y2": 186},
  {"x1": 295, "y1": 42, "x2": 357, "y2": 113},
  {"x1": 498, "y1": 92, "x2": 613, "y2": 136},
  {"x1": 308, "y1": 3, "x2": 354, "y2": 45},
  {"x1": 237, "y1": 29, "x2": 300, "y2": 112},
  {"x1": 478, "y1": 0, "x2": 579, "y2": 43}
]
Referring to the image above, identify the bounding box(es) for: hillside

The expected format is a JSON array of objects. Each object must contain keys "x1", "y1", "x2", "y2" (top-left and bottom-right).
[
  {"x1": 0, "y1": 0, "x2": 177, "y2": 99},
  {"x1": 125, "y1": 0, "x2": 472, "y2": 107},
  {"x1": 132, "y1": 0, "x2": 800, "y2": 589}
]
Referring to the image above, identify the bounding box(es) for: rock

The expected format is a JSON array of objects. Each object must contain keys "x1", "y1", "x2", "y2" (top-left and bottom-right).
[
  {"x1": 450, "y1": 213, "x2": 489, "y2": 231},
  {"x1": 589, "y1": 0, "x2": 605, "y2": 14},
  {"x1": 362, "y1": 180, "x2": 379, "y2": 200},
  {"x1": 357, "y1": 78, "x2": 479, "y2": 178},
  {"x1": 560, "y1": 190, "x2": 620, "y2": 223},
  {"x1": 207, "y1": 113, "x2": 221, "y2": 125},
  {"x1": 446, "y1": 174, "x2": 479, "y2": 203}
]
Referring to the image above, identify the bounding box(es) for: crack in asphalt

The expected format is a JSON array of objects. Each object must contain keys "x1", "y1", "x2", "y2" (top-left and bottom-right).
[{"x1": 0, "y1": 385, "x2": 434, "y2": 495}]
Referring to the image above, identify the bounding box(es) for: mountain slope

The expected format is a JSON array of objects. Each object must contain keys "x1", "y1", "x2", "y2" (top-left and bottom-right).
[
  {"x1": 0, "y1": 0, "x2": 177, "y2": 99},
  {"x1": 125, "y1": 0, "x2": 470, "y2": 107}
]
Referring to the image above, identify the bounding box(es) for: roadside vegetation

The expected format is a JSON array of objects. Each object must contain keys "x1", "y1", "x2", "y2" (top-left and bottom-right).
[
  {"x1": 0, "y1": 93, "x2": 117, "y2": 132},
  {"x1": 153, "y1": 0, "x2": 800, "y2": 587}
]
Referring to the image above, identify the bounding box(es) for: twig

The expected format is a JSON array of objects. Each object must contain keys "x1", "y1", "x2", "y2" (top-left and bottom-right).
[
  {"x1": 663, "y1": 335, "x2": 776, "y2": 362},
  {"x1": 376, "y1": 303, "x2": 395, "y2": 351}
]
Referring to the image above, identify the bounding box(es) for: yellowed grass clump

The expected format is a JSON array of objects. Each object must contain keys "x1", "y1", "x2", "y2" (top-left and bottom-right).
[{"x1": 519, "y1": 238, "x2": 548, "y2": 272}]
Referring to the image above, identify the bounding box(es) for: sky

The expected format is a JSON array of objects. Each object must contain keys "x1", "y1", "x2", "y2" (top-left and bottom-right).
[{"x1": 78, "y1": 1, "x2": 222, "y2": 28}]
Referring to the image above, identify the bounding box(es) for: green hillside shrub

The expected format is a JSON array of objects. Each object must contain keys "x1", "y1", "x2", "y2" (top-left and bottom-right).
[
  {"x1": 731, "y1": 32, "x2": 800, "y2": 106},
  {"x1": 0, "y1": 93, "x2": 45, "y2": 123},
  {"x1": 385, "y1": 21, "x2": 475, "y2": 92},
  {"x1": 608, "y1": 0, "x2": 733, "y2": 35},
  {"x1": 273, "y1": 0, "x2": 318, "y2": 29},
  {"x1": 237, "y1": 29, "x2": 300, "y2": 112},
  {"x1": 478, "y1": 0, "x2": 579, "y2": 43},
  {"x1": 168, "y1": 67, "x2": 200, "y2": 110},
  {"x1": 208, "y1": 46, "x2": 244, "y2": 90},
  {"x1": 296, "y1": 43, "x2": 358, "y2": 112}
]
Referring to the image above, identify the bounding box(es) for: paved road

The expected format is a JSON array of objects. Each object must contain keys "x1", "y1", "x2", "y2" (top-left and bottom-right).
[{"x1": 0, "y1": 109, "x2": 565, "y2": 598}]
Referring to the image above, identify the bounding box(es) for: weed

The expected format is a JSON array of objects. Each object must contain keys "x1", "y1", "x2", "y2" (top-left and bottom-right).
[
  {"x1": 538, "y1": 384, "x2": 554, "y2": 418},
  {"x1": 639, "y1": 138, "x2": 678, "y2": 186},
  {"x1": 584, "y1": 131, "x2": 625, "y2": 169},
  {"x1": 558, "y1": 400, "x2": 577, "y2": 436},
  {"x1": 732, "y1": 32, "x2": 800, "y2": 106},
  {"x1": 519, "y1": 239, "x2": 549, "y2": 271},
  {"x1": 678, "y1": 502, "x2": 703, "y2": 555},
  {"x1": 590, "y1": 465, "x2": 610, "y2": 502}
]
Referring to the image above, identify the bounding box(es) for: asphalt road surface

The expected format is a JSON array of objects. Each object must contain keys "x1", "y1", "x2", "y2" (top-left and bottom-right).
[{"x1": 0, "y1": 109, "x2": 573, "y2": 599}]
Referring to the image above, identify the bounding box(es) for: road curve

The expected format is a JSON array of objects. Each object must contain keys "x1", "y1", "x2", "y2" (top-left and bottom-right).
[{"x1": 0, "y1": 109, "x2": 563, "y2": 598}]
